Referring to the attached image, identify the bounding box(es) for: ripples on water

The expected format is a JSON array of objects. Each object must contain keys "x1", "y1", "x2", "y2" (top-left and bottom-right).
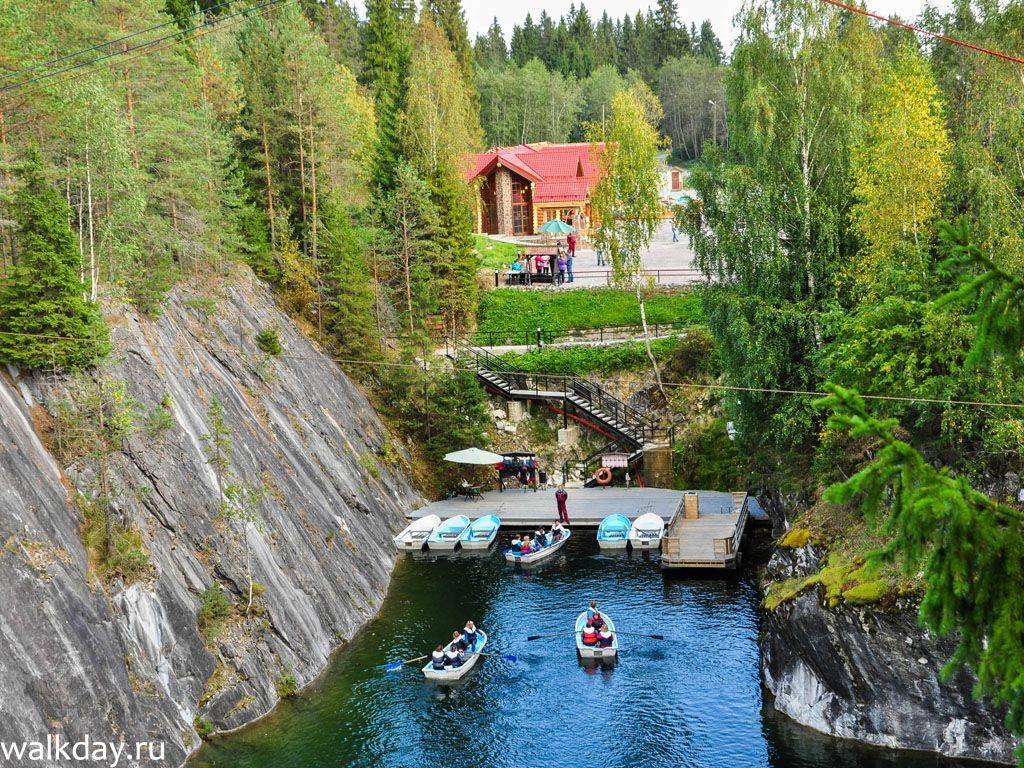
[{"x1": 192, "y1": 535, "x2": 979, "y2": 768}]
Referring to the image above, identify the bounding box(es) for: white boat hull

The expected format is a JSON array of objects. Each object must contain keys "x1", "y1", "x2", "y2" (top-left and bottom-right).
[
  {"x1": 627, "y1": 512, "x2": 665, "y2": 551},
  {"x1": 422, "y1": 631, "x2": 487, "y2": 681},
  {"x1": 393, "y1": 514, "x2": 441, "y2": 551},
  {"x1": 504, "y1": 530, "x2": 571, "y2": 564},
  {"x1": 426, "y1": 515, "x2": 471, "y2": 551},
  {"x1": 459, "y1": 515, "x2": 500, "y2": 550},
  {"x1": 427, "y1": 539, "x2": 461, "y2": 551},
  {"x1": 598, "y1": 538, "x2": 628, "y2": 550},
  {"x1": 575, "y1": 611, "x2": 618, "y2": 659},
  {"x1": 460, "y1": 536, "x2": 496, "y2": 550},
  {"x1": 628, "y1": 534, "x2": 662, "y2": 550}
]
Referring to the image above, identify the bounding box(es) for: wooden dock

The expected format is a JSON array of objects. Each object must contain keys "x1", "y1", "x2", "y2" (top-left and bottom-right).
[
  {"x1": 407, "y1": 488, "x2": 751, "y2": 570},
  {"x1": 661, "y1": 491, "x2": 750, "y2": 570}
]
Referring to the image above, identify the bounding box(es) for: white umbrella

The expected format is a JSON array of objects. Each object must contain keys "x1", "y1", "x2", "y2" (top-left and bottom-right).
[{"x1": 444, "y1": 447, "x2": 505, "y2": 465}]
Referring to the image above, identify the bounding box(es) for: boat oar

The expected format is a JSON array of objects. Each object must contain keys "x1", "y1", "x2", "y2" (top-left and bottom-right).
[
  {"x1": 527, "y1": 631, "x2": 575, "y2": 641},
  {"x1": 611, "y1": 631, "x2": 665, "y2": 640},
  {"x1": 380, "y1": 654, "x2": 428, "y2": 672},
  {"x1": 471, "y1": 651, "x2": 518, "y2": 662}
]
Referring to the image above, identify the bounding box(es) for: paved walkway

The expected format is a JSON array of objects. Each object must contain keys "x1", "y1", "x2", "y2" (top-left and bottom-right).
[{"x1": 494, "y1": 220, "x2": 702, "y2": 289}]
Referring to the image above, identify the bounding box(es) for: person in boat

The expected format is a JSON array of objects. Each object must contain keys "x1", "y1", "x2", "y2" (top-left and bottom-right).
[
  {"x1": 598, "y1": 626, "x2": 614, "y2": 648},
  {"x1": 462, "y1": 621, "x2": 479, "y2": 651},
  {"x1": 432, "y1": 645, "x2": 446, "y2": 670},
  {"x1": 510, "y1": 534, "x2": 522, "y2": 552},
  {"x1": 520, "y1": 536, "x2": 534, "y2": 554},
  {"x1": 551, "y1": 522, "x2": 565, "y2": 542},
  {"x1": 534, "y1": 528, "x2": 548, "y2": 548},
  {"x1": 586, "y1": 601, "x2": 599, "y2": 621},
  {"x1": 451, "y1": 630, "x2": 467, "y2": 652},
  {"x1": 581, "y1": 622, "x2": 599, "y2": 646},
  {"x1": 445, "y1": 641, "x2": 465, "y2": 668}
]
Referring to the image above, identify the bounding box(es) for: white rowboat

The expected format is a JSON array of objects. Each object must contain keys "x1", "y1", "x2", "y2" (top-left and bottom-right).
[
  {"x1": 596, "y1": 513, "x2": 630, "y2": 550},
  {"x1": 422, "y1": 630, "x2": 488, "y2": 681},
  {"x1": 504, "y1": 529, "x2": 571, "y2": 564},
  {"x1": 628, "y1": 512, "x2": 665, "y2": 550},
  {"x1": 427, "y1": 515, "x2": 471, "y2": 550},
  {"x1": 575, "y1": 611, "x2": 618, "y2": 659},
  {"x1": 459, "y1": 515, "x2": 501, "y2": 549},
  {"x1": 393, "y1": 514, "x2": 441, "y2": 551}
]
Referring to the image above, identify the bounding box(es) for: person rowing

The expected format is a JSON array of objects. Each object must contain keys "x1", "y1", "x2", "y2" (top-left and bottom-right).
[
  {"x1": 431, "y1": 644, "x2": 446, "y2": 670},
  {"x1": 445, "y1": 641, "x2": 465, "y2": 668},
  {"x1": 463, "y1": 621, "x2": 479, "y2": 651}
]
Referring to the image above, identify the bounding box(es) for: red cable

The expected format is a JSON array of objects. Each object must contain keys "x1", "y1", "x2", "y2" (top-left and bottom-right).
[{"x1": 819, "y1": 0, "x2": 1024, "y2": 65}]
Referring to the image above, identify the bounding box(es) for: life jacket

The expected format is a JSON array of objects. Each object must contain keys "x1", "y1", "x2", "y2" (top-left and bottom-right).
[
  {"x1": 582, "y1": 627, "x2": 598, "y2": 645},
  {"x1": 520, "y1": 544, "x2": 533, "y2": 554},
  {"x1": 463, "y1": 628, "x2": 477, "y2": 649},
  {"x1": 598, "y1": 631, "x2": 613, "y2": 648},
  {"x1": 446, "y1": 649, "x2": 464, "y2": 667},
  {"x1": 511, "y1": 539, "x2": 522, "y2": 551},
  {"x1": 432, "y1": 651, "x2": 446, "y2": 669}
]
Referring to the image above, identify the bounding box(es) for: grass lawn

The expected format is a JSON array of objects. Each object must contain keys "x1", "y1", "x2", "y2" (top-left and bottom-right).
[
  {"x1": 473, "y1": 234, "x2": 521, "y2": 269},
  {"x1": 476, "y1": 288, "x2": 703, "y2": 343},
  {"x1": 495, "y1": 337, "x2": 681, "y2": 376}
]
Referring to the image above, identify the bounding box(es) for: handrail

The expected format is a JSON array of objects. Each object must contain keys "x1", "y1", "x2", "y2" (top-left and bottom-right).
[{"x1": 470, "y1": 321, "x2": 694, "y2": 348}]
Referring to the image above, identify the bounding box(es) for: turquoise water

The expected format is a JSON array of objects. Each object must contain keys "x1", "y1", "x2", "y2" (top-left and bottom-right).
[{"x1": 191, "y1": 535, "x2": 977, "y2": 768}]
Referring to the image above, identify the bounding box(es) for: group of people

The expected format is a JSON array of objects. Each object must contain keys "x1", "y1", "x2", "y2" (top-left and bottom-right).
[
  {"x1": 508, "y1": 231, "x2": 579, "y2": 286},
  {"x1": 431, "y1": 620, "x2": 480, "y2": 670},
  {"x1": 497, "y1": 455, "x2": 545, "y2": 491},
  {"x1": 509, "y1": 521, "x2": 567, "y2": 555},
  {"x1": 580, "y1": 601, "x2": 615, "y2": 648}
]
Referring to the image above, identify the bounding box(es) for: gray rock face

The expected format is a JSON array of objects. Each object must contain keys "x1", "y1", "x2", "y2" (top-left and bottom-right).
[
  {"x1": 0, "y1": 273, "x2": 421, "y2": 766},
  {"x1": 761, "y1": 585, "x2": 1017, "y2": 763}
]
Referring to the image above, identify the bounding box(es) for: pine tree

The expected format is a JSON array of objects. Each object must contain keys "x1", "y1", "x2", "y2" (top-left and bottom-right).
[
  {"x1": 364, "y1": 0, "x2": 410, "y2": 195},
  {"x1": 426, "y1": 0, "x2": 474, "y2": 84},
  {"x1": 321, "y1": 196, "x2": 377, "y2": 363},
  {"x1": 0, "y1": 152, "x2": 108, "y2": 369},
  {"x1": 428, "y1": 167, "x2": 477, "y2": 336},
  {"x1": 696, "y1": 20, "x2": 724, "y2": 64}
]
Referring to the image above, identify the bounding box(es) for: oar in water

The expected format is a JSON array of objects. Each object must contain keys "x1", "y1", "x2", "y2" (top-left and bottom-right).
[
  {"x1": 527, "y1": 631, "x2": 665, "y2": 641},
  {"x1": 381, "y1": 654, "x2": 428, "y2": 672},
  {"x1": 470, "y1": 651, "x2": 518, "y2": 662}
]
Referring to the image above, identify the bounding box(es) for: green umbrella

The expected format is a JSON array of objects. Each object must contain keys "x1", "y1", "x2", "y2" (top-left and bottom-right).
[{"x1": 539, "y1": 219, "x2": 575, "y2": 234}]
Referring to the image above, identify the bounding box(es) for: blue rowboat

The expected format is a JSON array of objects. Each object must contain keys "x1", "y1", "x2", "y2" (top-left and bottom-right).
[
  {"x1": 426, "y1": 515, "x2": 471, "y2": 550},
  {"x1": 596, "y1": 513, "x2": 630, "y2": 550},
  {"x1": 459, "y1": 515, "x2": 501, "y2": 550}
]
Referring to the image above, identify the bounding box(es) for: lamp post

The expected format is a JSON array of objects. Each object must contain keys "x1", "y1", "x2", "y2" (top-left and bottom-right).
[{"x1": 708, "y1": 100, "x2": 718, "y2": 146}]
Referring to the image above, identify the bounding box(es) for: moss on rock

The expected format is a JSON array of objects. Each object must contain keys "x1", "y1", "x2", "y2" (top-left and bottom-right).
[{"x1": 779, "y1": 527, "x2": 811, "y2": 548}]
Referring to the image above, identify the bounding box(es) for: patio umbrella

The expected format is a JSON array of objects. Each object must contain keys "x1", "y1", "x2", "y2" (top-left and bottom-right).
[
  {"x1": 539, "y1": 219, "x2": 575, "y2": 234},
  {"x1": 443, "y1": 447, "x2": 505, "y2": 465}
]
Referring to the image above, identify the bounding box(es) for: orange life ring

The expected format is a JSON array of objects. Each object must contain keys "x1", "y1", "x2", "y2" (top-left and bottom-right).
[{"x1": 593, "y1": 467, "x2": 613, "y2": 485}]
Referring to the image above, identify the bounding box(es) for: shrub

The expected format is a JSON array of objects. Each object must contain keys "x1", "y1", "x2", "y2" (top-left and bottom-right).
[
  {"x1": 476, "y1": 288, "x2": 704, "y2": 343},
  {"x1": 79, "y1": 495, "x2": 152, "y2": 584},
  {"x1": 496, "y1": 338, "x2": 681, "y2": 375},
  {"x1": 194, "y1": 718, "x2": 213, "y2": 739},
  {"x1": 255, "y1": 327, "x2": 282, "y2": 356},
  {"x1": 198, "y1": 585, "x2": 233, "y2": 642},
  {"x1": 276, "y1": 672, "x2": 298, "y2": 698}
]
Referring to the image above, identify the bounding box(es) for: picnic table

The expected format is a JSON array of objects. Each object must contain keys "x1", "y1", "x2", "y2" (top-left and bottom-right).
[{"x1": 452, "y1": 484, "x2": 483, "y2": 501}]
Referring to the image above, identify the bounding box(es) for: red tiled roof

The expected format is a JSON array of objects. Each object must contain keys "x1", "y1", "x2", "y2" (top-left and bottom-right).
[{"x1": 465, "y1": 142, "x2": 606, "y2": 203}]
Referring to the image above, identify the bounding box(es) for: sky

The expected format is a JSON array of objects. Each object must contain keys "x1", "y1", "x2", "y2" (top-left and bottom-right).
[{"x1": 463, "y1": 0, "x2": 952, "y2": 48}]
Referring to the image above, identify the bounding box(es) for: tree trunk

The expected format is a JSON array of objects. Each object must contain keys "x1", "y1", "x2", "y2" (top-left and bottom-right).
[
  {"x1": 85, "y1": 146, "x2": 97, "y2": 301},
  {"x1": 636, "y1": 285, "x2": 667, "y2": 402},
  {"x1": 261, "y1": 119, "x2": 276, "y2": 246},
  {"x1": 402, "y1": 207, "x2": 414, "y2": 335},
  {"x1": 117, "y1": 7, "x2": 140, "y2": 170},
  {"x1": 308, "y1": 103, "x2": 322, "y2": 343},
  {"x1": 297, "y1": 90, "x2": 308, "y2": 249}
]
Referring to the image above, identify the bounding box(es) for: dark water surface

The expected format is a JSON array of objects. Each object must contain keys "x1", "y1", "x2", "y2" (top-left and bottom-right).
[{"x1": 191, "y1": 535, "x2": 975, "y2": 768}]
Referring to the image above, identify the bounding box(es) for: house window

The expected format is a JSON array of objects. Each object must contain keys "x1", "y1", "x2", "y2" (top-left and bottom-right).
[{"x1": 671, "y1": 169, "x2": 681, "y2": 191}]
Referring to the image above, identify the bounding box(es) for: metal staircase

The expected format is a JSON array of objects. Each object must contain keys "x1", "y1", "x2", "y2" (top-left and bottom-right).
[{"x1": 452, "y1": 344, "x2": 674, "y2": 483}]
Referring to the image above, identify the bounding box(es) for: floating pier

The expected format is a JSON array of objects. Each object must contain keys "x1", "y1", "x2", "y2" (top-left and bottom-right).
[{"x1": 406, "y1": 488, "x2": 754, "y2": 570}]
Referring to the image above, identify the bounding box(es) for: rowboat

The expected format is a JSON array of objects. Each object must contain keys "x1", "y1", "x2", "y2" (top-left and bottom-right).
[
  {"x1": 422, "y1": 630, "x2": 488, "y2": 681},
  {"x1": 459, "y1": 515, "x2": 501, "y2": 550},
  {"x1": 596, "y1": 513, "x2": 630, "y2": 550},
  {"x1": 427, "y1": 515, "x2": 471, "y2": 550},
  {"x1": 393, "y1": 514, "x2": 441, "y2": 551},
  {"x1": 504, "y1": 529, "x2": 571, "y2": 564},
  {"x1": 628, "y1": 512, "x2": 665, "y2": 550},
  {"x1": 575, "y1": 611, "x2": 618, "y2": 659}
]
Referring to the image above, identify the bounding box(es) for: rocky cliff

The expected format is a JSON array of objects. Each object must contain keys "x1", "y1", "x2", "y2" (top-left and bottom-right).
[
  {"x1": 0, "y1": 270, "x2": 421, "y2": 766},
  {"x1": 761, "y1": 544, "x2": 1017, "y2": 763}
]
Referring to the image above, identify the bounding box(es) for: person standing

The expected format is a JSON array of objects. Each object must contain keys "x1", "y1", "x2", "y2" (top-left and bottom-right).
[
  {"x1": 555, "y1": 485, "x2": 570, "y2": 524},
  {"x1": 556, "y1": 253, "x2": 567, "y2": 285},
  {"x1": 596, "y1": 241, "x2": 606, "y2": 266},
  {"x1": 670, "y1": 220, "x2": 679, "y2": 243},
  {"x1": 566, "y1": 231, "x2": 577, "y2": 284}
]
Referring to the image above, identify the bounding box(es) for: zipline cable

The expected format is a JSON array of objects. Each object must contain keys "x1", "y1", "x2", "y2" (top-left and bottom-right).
[
  {"x1": 818, "y1": 0, "x2": 1024, "y2": 65},
  {"x1": 3, "y1": 328, "x2": 1021, "y2": 410},
  {"x1": 0, "y1": 0, "x2": 239, "y2": 84},
  {"x1": 0, "y1": 0, "x2": 289, "y2": 97}
]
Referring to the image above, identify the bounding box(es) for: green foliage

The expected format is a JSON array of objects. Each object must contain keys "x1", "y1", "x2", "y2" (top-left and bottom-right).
[
  {"x1": 276, "y1": 672, "x2": 298, "y2": 699},
  {"x1": 473, "y1": 235, "x2": 521, "y2": 269},
  {"x1": 476, "y1": 289, "x2": 703, "y2": 341},
  {"x1": 198, "y1": 584, "x2": 233, "y2": 643},
  {"x1": 321, "y1": 201, "x2": 378, "y2": 365},
  {"x1": 0, "y1": 151, "x2": 109, "y2": 370},
  {"x1": 255, "y1": 328, "x2": 282, "y2": 357},
  {"x1": 672, "y1": 417, "x2": 743, "y2": 491},
  {"x1": 817, "y1": 384, "x2": 1024, "y2": 737},
  {"x1": 497, "y1": 338, "x2": 681, "y2": 375},
  {"x1": 194, "y1": 718, "x2": 213, "y2": 740},
  {"x1": 79, "y1": 494, "x2": 152, "y2": 584},
  {"x1": 357, "y1": 452, "x2": 382, "y2": 480}
]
